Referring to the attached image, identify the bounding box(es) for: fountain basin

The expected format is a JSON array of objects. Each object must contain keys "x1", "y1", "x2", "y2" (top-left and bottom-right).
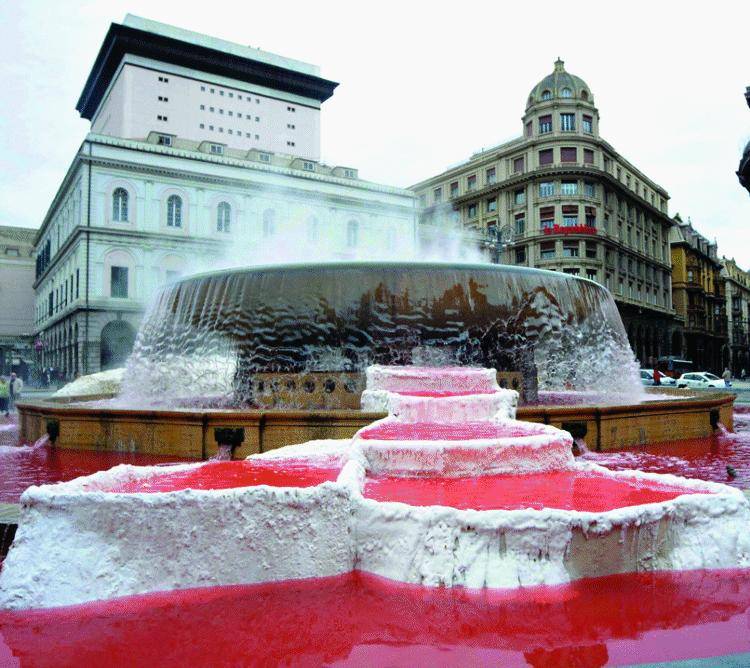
[{"x1": 1, "y1": 440, "x2": 747, "y2": 609}]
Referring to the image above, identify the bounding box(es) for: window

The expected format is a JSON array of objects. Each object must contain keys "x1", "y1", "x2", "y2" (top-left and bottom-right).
[
  {"x1": 158, "y1": 95, "x2": 168, "y2": 102},
  {"x1": 210, "y1": 144, "x2": 224, "y2": 155},
  {"x1": 563, "y1": 268, "x2": 580, "y2": 275},
  {"x1": 539, "y1": 115, "x2": 552, "y2": 134},
  {"x1": 486, "y1": 197, "x2": 497, "y2": 213},
  {"x1": 585, "y1": 206, "x2": 597, "y2": 227},
  {"x1": 228, "y1": 111, "x2": 233, "y2": 117},
  {"x1": 514, "y1": 189, "x2": 525, "y2": 205},
  {"x1": 560, "y1": 113, "x2": 575, "y2": 132},
  {"x1": 561, "y1": 180, "x2": 577, "y2": 195},
  {"x1": 419, "y1": 194, "x2": 427, "y2": 207},
  {"x1": 582, "y1": 115, "x2": 593, "y2": 133},
  {"x1": 217, "y1": 202, "x2": 231, "y2": 233},
  {"x1": 303, "y1": 161, "x2": 315, "y2": 171},
  {"x1": 584, "y1": 181, "x2": 595, "y2": 197},
  {"x1": 259, "y1": 152, "x2": 271, "y2": 163},
  {"x1": 255, "y1": 116, "x2": 260, "y2": 122},
  {"x1": 560, "y1": 147, "x2": 577, "y2": 163},
  {"x1": 563, "y1": 241, "x2": 579, "y2": 257},
  {"x1": 157, "y1": 115, "x2": 168, "y2": 121},
  {"x1": 583, "y1": 149, "x2": 594, "y2": 164},
  {"x1": 467, "y1": 203, "x2": 478, "y2": 218},
  {"x1": 112, "y1": 188, "x2": 128, "y2": 222},
  {"x1": 434, "y1": 187, "x2": 443, "y2": 203},
  {"x1": 167, "y1": 195, "x2": 182, "y2": 228},
  {"x1": 561, "y1": 87, "x2": 572, "y2": 98},
  {"x1": 110, "y1": 266, "x2": 128, "y2": 298},
  {"x1": 5, "y1": 247, "x2": 19, "y2": 256},
  {"x1": 287, "y1": 124, "x2": 295, "y2": 129},
  {"x1": 539, "y1": 149, "x2": 553, "y2": 165},
  {"x1": 450, "y1": 181, "x2": 459, "y2": 198},
  {"x1": 513, "y1": 156, "x2": 524, "y2": 173},
  {"x1": 347, "y1": 220, "x2": 359, "y2": 247},
  {"x1": 525, "y1": 121, "x2": 532, "y2": 137},
  {"x1": 286, "y1": 141, "x2": 296, "y2": 147},
  {"x1": 467, "y1": 175, "x2": 477, "y2": 191},
  {"x1": 344, "y1": 169, "x2": 356, "y2": 178},
  {"x1": 486, "y1": 222, "x2": 497, "y2": 239},
  {"x1": 158, "y1": 76, "x2": 169, "y2": 83},
  {"x1": 515, "y1": 247, "x2": 527, "y2": 264},
  {"x1": 199, "y1": 123, "x2": 205, "y2": 129},
  {"x1": 540, "y1": 206, "x2": 555, "y2": 229},
  {"x1": 514, "y1": 213, "x2": 525, "y2": 235},
  {"x1": 263, "y1": 209, "x2": 276, "y2": 237},
  {"x1": 76, "y1": 269, "x2": 79, "y2": 298},
  {"x1": 540, "y1": 241, "x2": 555, "y2": 259},
  {"x1": 581, "y1": 90, "x2": 589, "y2": 101},
  {"x1": 585, "y1": 241, "x2": 597, "y2": 259},
  {"x1": 541, "y1": 90, "x2": 552, "y2": 100},
  {"x1": 201, "y1": 86, "x2": 206, "y2": 91},
  {"x1": 156, "y1": 134, "x2": 172, "y2": 146},
  {"x1": 287, "y1": 106, "x2": 296, "y2": 112},
  {"x1": 486, "y1": 168, "x2": 496, "y2": 185},
  {"x1": 539, "y1": 182, "x2": 554, "y2": 197},
  {"x1": 220, "y1": 90, "x2": 224, "y2": 96},
  {"x1": 562, "y1": 205, "x2": 578, "y2": 227}
]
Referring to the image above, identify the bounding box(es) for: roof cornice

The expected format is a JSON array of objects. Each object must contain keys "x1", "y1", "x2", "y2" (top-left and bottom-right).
[{"x1": 76, "y1": 22, "x2": 339, "y2": 119}]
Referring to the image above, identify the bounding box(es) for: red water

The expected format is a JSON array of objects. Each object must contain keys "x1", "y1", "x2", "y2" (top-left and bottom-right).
[
  {"x1": 582, "y1": 409, "x2": 750, "y2": 489},
  {"x1": 0, "y1": 446, "x2": 194, "y2": 503},
  {"x1": 364, "y1": 469, "x2": 703, "y2": 512},
  {"x1": 109, "y1": 459, "x2": 341, "y2": 494},
  {"x1": 359, "y1": 420, "x2": 546, "y2": 440},
  {"x1": 396, "y1": 389, "x2": 496, "y2": 397},
  {"x1": 1, "y1": 569, "x2": 749, "y2": 667}
]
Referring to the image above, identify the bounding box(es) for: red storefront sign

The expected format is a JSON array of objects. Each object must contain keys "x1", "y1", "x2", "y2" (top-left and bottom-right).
[{"x1": 543, "y1": 225, "x2": 597, "y2": 236}]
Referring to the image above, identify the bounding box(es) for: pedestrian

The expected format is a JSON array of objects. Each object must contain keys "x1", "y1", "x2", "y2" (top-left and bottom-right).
[
  {"x1": 742, "y1": 368, "x2": 747, "y2": 381},
  {"x1": 8, "y1": 372, "x2": 23, "y2": 413},
  {"x1": 721, "y1": 367, "x2": 732, "y2": 388},
  {"x1": 0, "y1": 377, "x2": 8, "y2": 416},
  {"x1": 653, "y1": 365, "x2": 662, "y2": 386}
]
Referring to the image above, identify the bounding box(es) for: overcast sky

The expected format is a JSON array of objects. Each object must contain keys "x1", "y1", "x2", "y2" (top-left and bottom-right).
[{"x1": 1, "y1": 0, "x2": 748, "y2": 265}]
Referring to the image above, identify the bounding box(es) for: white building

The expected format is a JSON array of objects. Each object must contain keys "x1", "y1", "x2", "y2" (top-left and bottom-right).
[{"x1": 34, "y1": 16, "x2": 416, "y2": 377}]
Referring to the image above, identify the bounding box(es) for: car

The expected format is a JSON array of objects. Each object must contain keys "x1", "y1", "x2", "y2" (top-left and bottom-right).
[
  {"x1": 676, "y1": 372, "x2": 726, "y2": 389},
  {"x1": 640, "y1": 369, "x2": 676, "y2": 386}
]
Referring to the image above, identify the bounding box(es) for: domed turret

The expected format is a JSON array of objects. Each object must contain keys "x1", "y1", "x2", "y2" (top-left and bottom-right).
[{"x1": 526, "y1": 59, "x2": 593, "y2": 110}]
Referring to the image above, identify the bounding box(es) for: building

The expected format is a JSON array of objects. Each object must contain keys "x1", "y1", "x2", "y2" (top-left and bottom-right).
[
  {"x1": 0, "y1": 225, "x2": 36, "y2": 379},
  {"x1": 411, "y1": 59, "x2": 677, "y2": 366},
  {"x1": 669, "y1": 217, "x2": 728, "y2": 373},
  {"x1": 33, "y1": 16, "x2": 416, "y2": 378},
  {"x1": 721, "y1": 257, "x2": 750, "y2": 375}
]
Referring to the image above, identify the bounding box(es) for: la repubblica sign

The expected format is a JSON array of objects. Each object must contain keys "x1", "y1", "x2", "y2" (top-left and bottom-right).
[{"x1": 543, "y1": 225, "x2": 597, "y2": 236}]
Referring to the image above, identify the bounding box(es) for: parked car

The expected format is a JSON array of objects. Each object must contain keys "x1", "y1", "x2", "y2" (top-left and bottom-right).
[
  {"x1": 676, "y1": 372, "x2": 725, "y2": 389},
  {"x1": 640, "y1": 369, "x2": 676, "y2": 386}
]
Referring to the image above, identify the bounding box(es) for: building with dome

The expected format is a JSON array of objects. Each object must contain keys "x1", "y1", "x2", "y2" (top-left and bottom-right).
[{"x1": 412, "y1": 59, "x2": 678, "y2": 366}]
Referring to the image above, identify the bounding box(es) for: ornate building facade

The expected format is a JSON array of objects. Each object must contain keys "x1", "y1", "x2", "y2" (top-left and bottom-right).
[
  {"x1": 669, "y1": 217, "x2": 728, "y2": 373},
  {"x1": 721, "y1": 257, "x2": 750, "y2": 375},
  {"x1": 0, "y1": 225, "x2": 36, "y2": 379},
  {"x1": 411, "y1": 60, "x2": 677, "y2": 366},
  {"x1": 34, "y1": 17, "x2": 416, "y2": 378}
]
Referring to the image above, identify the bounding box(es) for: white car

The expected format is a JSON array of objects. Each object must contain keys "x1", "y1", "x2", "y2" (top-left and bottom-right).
[
  {"x1": 676, "y1": 372, "x2": 726, "y2": 389},
  {"x1": 640, "y1": 369, "x2": 676, "y2": 386}
]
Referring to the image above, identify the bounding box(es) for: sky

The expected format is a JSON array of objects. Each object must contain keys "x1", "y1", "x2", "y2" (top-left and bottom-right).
[{"x1": 1, "y1": 0, "x2": 749, "y2": 265}]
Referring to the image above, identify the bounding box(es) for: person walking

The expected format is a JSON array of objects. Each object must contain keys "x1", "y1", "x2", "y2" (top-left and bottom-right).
[
  {"x1": 742, "y1": 368, "x2": 747, "y2": 381},
  {"x1": 8, "y1": 372, "x2": 23, "y2": 413},
  {"x1": 0, "y1": 377, "x2": 9, "y2": 416},
  {"x1": 653, "y1": 365, "x2": 662, "y2": 386},
  {"x1": 721, "y1": 367, "x2": 732, "y2": 388}
]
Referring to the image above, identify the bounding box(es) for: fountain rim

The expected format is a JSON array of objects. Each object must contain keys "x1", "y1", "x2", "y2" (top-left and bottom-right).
[{"x1": 170, "y1": 260, "x2": 605, "y2": 289}]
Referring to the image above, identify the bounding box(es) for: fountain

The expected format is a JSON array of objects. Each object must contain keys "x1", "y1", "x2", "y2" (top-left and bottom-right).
[
  {"x1": 16, "y1": 263, "x2": 734, "y2": 456},
  {"x1": 1, "y1": 363, "x2": 748, "y2": 610}
]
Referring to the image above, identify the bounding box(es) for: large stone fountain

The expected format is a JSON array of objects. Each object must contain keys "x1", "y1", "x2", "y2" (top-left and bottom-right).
[
  {"x1": 17, "y1": 262, "x2": 734, "y2": 457},
  {"x1": 1, "y1": 364, "x2": 747, "y2": 609}
]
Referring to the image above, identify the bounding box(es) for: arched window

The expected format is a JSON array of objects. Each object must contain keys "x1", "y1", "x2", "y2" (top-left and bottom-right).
[
  {"x1": 263, "y1": 209, "x2": 276, "y2": 237},
  {"x1": 167, "y1": 195, "x2": 182, "y2": 228},
  {"x1": 580, "y1": 90, "x2": 589, "y2": 101},
  {"x1": 217, "y1": 201, "x2": 231, "y2": 233},
  {"x1": 112, "y1": 188, "x2": 129, "y2": 222},
  {"x1": 307, "y1": 216, "x2": 319, "y2": 243},
  {"x1": 561, "y1": 87, "x2": 572, "y2": 98},
  {"x1": 347, "y1": 220, "x2": 359, "y2": 248},
  {"x1": 541, "y1": 89, "x2": 552, "y2": 101}
]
